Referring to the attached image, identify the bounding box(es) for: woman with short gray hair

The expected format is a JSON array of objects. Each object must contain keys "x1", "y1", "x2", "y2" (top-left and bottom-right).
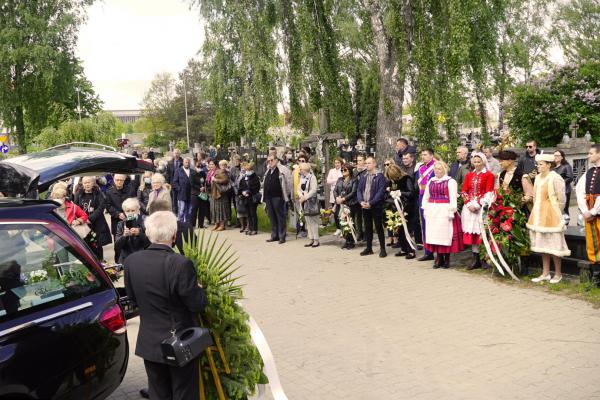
[{"x1": 115, "y1": 197, "x2": 150, "y2": 263}]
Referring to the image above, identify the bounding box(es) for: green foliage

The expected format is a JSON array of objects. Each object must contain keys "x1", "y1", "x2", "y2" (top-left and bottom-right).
[
  {"x1": 509, "y1": 60, "x2": 600, "y2": 146},
  {"x1": 175, "y1": 139, "x2": 188, "y2": 153},
  {"x1": 34, "y1": 112, "x2": 121, "y2": 149},
  {"x1": 143, "y1": 132, "x2": 169, "y2": 149},
  {"x1": 0, "y1": 0, "x2": 99, "y2": 153},
  {"x1": 552, "y1": 0, "x2": 600, "y2": 62},
  {"x1": 183, "y1": 231, "x2": 267, "y2": 399}
]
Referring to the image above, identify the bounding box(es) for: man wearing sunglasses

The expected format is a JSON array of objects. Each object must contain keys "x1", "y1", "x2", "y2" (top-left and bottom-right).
[{"x1": 517, "y1": 140, "x2": 540, "y2": 180}]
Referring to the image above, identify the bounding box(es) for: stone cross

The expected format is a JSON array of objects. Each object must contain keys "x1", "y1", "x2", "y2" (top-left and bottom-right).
[{"x1": 569, "y1": 120, "x2": 579, "y2": 139}]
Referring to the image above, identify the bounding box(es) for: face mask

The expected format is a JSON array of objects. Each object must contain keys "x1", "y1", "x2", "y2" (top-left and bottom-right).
[
  {"x1": 144, "y1": 178, "x2": 151, "y2": 184},
  {"x1": 126, "y1": 213, "x2": 138, "y2": 220},
  {"x1": 54, "y1": 198, "x2": 65, "y2": 206}
]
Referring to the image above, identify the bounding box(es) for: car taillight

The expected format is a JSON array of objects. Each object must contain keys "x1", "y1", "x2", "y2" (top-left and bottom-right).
[{"x1": 100, "y1": 304, "x2": 126, "y2": 335}]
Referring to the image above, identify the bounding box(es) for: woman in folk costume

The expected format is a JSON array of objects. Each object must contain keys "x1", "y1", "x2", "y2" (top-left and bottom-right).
[
  {"x1": 527, "y1": 153, "x2": 570, "y2": 283},
  {"x1": 461, "y1": 152, "x2": 495, "y2": 270},
  {"x1": 422, "y1": 161, "x2": 464, "y2": 269}
]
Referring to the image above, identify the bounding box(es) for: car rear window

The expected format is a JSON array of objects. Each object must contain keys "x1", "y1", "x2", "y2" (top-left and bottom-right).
[{"x1": 0, "y1": 224, "x2": 109, "y2": 320}]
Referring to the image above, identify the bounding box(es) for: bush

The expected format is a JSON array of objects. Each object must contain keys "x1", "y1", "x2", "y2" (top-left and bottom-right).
[{"x1": 509, "y1": 60, "x2": 600, "y2": 146}]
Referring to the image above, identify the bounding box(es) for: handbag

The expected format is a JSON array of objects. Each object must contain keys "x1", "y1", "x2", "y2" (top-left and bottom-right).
[
  {"x1": 160, "y1": 254, "x2": 213, "y2": 367},
  {"x1": 198, "y1": 192, "x2": 209, "y2": 201},
  {"x1": 302, "y1": 176, "x2": 320, "y2": 216},
  {"x1": 72, "y1": 223, "x2": 91, "y2": 239}
]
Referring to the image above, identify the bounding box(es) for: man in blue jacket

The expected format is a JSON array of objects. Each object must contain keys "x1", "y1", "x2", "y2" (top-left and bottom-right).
[{"x1": 357, "y1": 156, "x2": 387, "y2": 258}]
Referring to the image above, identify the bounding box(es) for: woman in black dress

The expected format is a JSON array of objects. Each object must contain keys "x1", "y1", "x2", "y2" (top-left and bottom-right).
[
  {"x1": 191, "y1": 161, "x2": 210, "y2": 229},
  {"x1": 74, "y1": 176, "x2": 112, "y2": 261},
  {"x1": 553, "y1": 149, "x2": 574, "y2": 215},
  {"x1": 333, "y1": 163, "x2": 359, "y2": 249},
  {"x1": 238, "y1": 162, "x2": 261, "y2": 235}
]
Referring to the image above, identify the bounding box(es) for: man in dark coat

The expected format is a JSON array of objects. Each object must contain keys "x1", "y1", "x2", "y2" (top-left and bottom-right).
[
  {"x1": 357, "y1": 156, "x2": 387, "y2": 258},
  {"x1": 393, "y1": 138, "x2": 417, "y2": 167},
  {"x1": 172, "y1": 158, "x2": 196, "y2": 223},
  {"x1": 105, "y1": 174, "x2": 135, "y2": 262},
  {"x1": 167, "y1": 148, "x2": 183, "y2": 214},
  {"x1": 124, "y1": 211, "x2": 207, "y2": 400},
  {"x1": 517, "y1": 139, "x2": 541, "y2": 180},
  {"x1": 148, "y1": 199, "x2": 195, "y2": 255}
]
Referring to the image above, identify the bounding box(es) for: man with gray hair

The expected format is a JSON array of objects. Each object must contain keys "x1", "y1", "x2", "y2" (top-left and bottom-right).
[
  {"x1": 124, "y1": 211, "x2": 207, "y2": 400},
  {"x1": 449, "y1": 146, "x2": 471, "y2": 189}
]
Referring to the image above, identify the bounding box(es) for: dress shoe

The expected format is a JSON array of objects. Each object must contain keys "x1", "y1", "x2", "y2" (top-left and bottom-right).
[
  {"x1": 266, "y1": 238, "x2": 279, "y2": 243},
  {"x1": 360, "y1": 249, "x2": 374, "y2": 256},
  {"x1": 278, "y1": 239, "x2": 286, "y2": 244},
  {"x1": 311, "y1": 242, "x2": 320, "y2": 248},
  {"x1": 345, "y1": 243, "x2": 355, "y2": 249},
  {"x1": 405, "y1": 252, "x2": 416, "y2": 260},
  {"x1": 395, "y1": 251, "x2": 407, "y2": 257},
  {"x1": 379, "y1": 250, "x2": 387, "y2": 258},
  {"x1": 417, "y1": 254, "x2": 434, "y2": 262},
  {"x1": 304, "y1": 241, "x2": 314, "y2": 247},
  {"x1": 249, "y1": 231, "x2": 258, "y2": 235},
  {"x1": 139, "y1": 388, "x2": 150, "y2": 399}
]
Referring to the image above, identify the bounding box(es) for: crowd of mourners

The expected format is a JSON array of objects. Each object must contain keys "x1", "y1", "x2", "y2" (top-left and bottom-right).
[{"x1": 48, "y1": 138, "x2": 600, "y2": 286}]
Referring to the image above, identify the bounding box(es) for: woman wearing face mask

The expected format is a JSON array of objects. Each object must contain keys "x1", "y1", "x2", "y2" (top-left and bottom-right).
[
  {"x1": 146, "y1": 173, "x2": 172, "y2": 214},
  {"x1": 238, "y1": 162, "x2": 261, "y2": 235},
  {"x1": 191, "y1": 159, "x2": 210, "y2": 229},
  {"x1": 298, "y1": 163, "x2": 320, "y2": 247},
  {"x1": 137, "y1": 171, "x2": 153, "y2": 215},
  {"x1": 528, "y1": 154, "x2": 571, "y2": 283},
  {"x1": 461, "y1": 152, "x2": 495, "y2": 270},
  {"x1": 421, "y1": 161, "x2": 464, "y2": 269},
  {"x1": 115, "y1": 198, "x2": 150, "y2": 263},
  {"x1": 74, "y1": 176, "x2": 112, "y2": 260}
]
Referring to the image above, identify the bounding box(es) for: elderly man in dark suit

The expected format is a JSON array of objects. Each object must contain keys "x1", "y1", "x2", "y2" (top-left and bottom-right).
[
  {"x1": 124, "y1": 211, "x2": 207, "y2": 400},
  {"x1": 172, "y1": 157, "x2": 196, "y2": 223}
]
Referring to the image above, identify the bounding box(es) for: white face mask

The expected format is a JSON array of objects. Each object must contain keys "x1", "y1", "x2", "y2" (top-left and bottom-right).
[{"x1": 144, "y1": 178, "x2": 151, "y2": 184}]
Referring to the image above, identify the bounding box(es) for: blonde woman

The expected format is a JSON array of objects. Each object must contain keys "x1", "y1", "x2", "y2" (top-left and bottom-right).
[
  {"x1": 527, "y1": 154, "x2": 570, "y2": 283},
  {"x1": 298, "y1": 162, "x2": 320, "y2": 247}
]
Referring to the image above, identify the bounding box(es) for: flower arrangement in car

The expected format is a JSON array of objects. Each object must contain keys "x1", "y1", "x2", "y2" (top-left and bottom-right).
[
  {"x1": 28, "y1": 270, "x2": 48, "y2": 284},
  {"x1": 480, "y1": 186, "x2": 530, "y2": 272}
]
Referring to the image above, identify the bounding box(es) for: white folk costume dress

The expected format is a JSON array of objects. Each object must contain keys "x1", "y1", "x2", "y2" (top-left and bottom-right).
[
  {"x1": 421, "y1": 175, "x2": 464, "y2": 254},
  {"x1": 527, "y1": 170, "x2": 571, "y2": 257},
  {"x1": 460, "y1": 168, "x2": 495, "y2": 245}
]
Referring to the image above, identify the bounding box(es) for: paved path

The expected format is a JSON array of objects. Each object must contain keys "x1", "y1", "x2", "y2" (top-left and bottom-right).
[{"x1": 108, "y1": 230, "x2": 600, "y2": 400}]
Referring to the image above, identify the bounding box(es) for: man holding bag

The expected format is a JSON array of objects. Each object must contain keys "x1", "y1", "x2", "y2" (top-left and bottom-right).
[{"x1": 124, "y1": 211, "x2": 207, "y2": 400}]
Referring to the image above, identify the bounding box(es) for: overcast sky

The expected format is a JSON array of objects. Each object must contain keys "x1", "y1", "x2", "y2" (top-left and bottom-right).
[{"x1": 77, "y1": 0, "x2": 204, "y2": 110}]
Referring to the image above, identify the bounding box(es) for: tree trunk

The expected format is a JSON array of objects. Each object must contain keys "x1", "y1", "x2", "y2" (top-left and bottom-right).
[
  {"x1": 475, "y1": 86, "x2": 488, "y2": 146},
  {"x1": 15, "y1": 105, "x2": 26, "y2": 154},
  {"x1": 498, "y1": 57, "x2": 507, "y2": 132},
  {"x1": 366, "y1": 0, "x2": 405, "y2": 165}
]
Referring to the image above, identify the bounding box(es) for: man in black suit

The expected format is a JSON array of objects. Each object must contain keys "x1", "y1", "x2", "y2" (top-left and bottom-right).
[
  {"x1": 124, "y1": 211, "x2": 207, "y2": 400},
  {"x1": 167, "y1": 148, "x2": 183, "y2": 213},
  {"x1": 172, "y1": 157, "x2": 196, "y2": 223},
  {"x1": 105, "y1": 174, "x2": 135, "y2": 262}
]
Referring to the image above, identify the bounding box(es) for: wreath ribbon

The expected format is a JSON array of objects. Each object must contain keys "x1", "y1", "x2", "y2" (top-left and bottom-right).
[
  {"x1": 390, "y1": 190, "x2": 416, "y2": 251},
  {"x1": 340, "y1": 205, "x2": 357, "y2": 242}
]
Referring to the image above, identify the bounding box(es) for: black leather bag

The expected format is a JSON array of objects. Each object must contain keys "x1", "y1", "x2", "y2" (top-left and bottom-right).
[{"x1": 160, "y1": 255, "x2": 213, "y2": 367}]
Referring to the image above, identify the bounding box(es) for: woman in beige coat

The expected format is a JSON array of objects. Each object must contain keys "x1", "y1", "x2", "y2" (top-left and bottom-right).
[
  {"x1": 298, "y1": 163, "x2": 320, "y2": 247},
  {"x1": 146, "y1": 173, "x2": 172, "y2": 214}
]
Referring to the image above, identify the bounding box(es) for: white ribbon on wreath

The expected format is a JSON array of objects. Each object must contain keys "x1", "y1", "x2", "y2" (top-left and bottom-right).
[
  {"x1": 339, "y1": 205, "x2": 357, "y2": 242},
  {"x1": 390, "y1": 190, "x2": 416, "y2": 251}
]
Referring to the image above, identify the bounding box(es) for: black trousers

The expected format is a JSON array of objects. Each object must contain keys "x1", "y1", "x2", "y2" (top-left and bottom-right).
[
  {"x1": 248, "y1": 202, "x2": 259, "y2": 232},
  {"x1": 144, "y1": 358, "x2": 199, "y2": 400},
  {"x1": 363, "y1": 207, "x2": 385, "y2": 251},
  {"x1": 191, "y1": 196, "x2": 210, "y2": 228},
  {"x1": 265, "y1": 196, "x2": 287, "y2": 240}
]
